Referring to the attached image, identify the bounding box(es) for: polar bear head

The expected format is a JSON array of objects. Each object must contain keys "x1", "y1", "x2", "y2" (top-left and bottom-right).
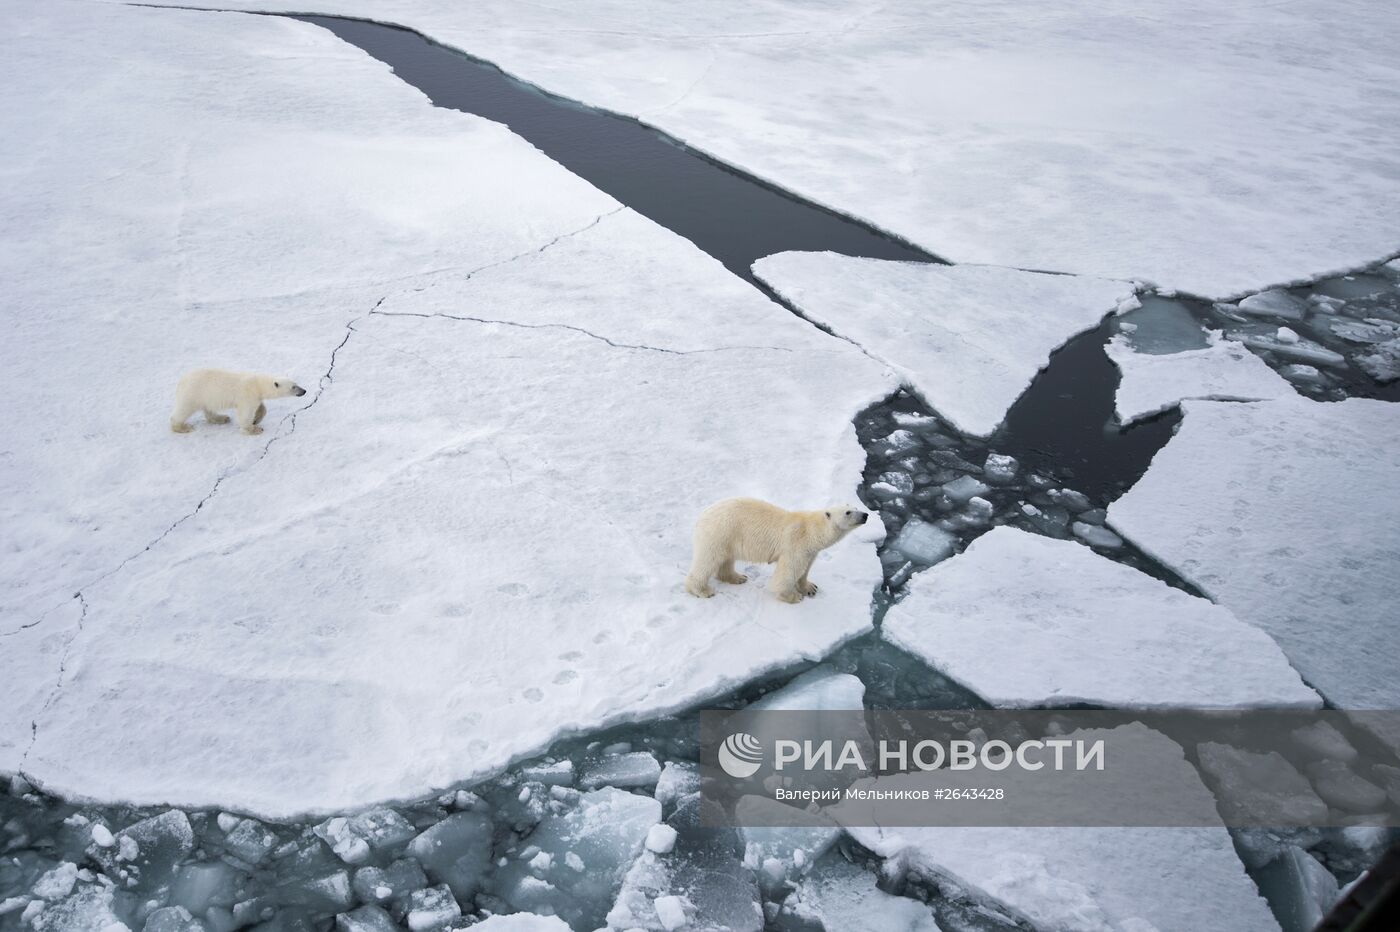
[
  {"x1": 259, "y1": 376, "x2": 307, "y2": 399},
  {"x1": 823, "y1": 506, "x2": 869, "y2": 534}
]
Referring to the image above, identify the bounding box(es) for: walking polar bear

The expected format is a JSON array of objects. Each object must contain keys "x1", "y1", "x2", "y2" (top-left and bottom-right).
[
  {"x1": 171, "y1": 368, "x2": 306, "y2": 435},
  {"x1": 685, "y1": 497, "x2": 868, "y2": 603}
]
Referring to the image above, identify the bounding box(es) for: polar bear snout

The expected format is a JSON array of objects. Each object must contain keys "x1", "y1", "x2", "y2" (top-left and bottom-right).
[
  {"x1": 857, "y1": 511, "x2": 869, "y2": 524},
  {"x1": 292, "y1": 385, "x2": 307, "y2": 396}
]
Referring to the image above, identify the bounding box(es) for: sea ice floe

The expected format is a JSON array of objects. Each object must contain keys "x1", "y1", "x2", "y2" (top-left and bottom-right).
[
  {"x1": 882, "y1": 528, "x2": 1320, "y2": 709},
  {"x1": 130, "y1": 0, "x2": 1400, "y2": 297},
  {"x1": 754, "y1": 253, "x2": 1132, "y2": 437},
  {"x1": 6, "y1": 3, "x2": 892, "y2": 814},
  {"x1": 1105, "y1": 332, "x2": 1292, "y2": 424},
  {"x1": 848, "y1": 729, "x2": 1279, "y2": 932},
  {"x1": 1109, "y1": 397, "x2": 1400, "y2": 711}
]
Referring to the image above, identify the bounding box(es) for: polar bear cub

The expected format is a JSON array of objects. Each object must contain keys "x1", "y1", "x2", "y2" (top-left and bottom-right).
[
  {"x1": 171, "y1": 368, "x2": 306, "y2": 435},
  {"x1": 685, "y1": 497, "x2": 868, "y2": 603}
]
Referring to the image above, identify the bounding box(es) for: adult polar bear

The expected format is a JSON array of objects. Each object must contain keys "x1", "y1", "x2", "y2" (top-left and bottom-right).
[
  {"x1": 686, "y1": 497, "x2": 868, "y2": 603},
  {"x1": 171, "y1": 368, "x2": 306, "y2": 435}
]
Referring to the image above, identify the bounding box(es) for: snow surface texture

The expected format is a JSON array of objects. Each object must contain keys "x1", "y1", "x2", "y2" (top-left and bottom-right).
[
  {"x1": 2, "y1": 2, "x2": 893, "y2": 815},
  {"x1": 848, "y1": 728, "x2": 1281, "y2": 932},
  {"x1": 121, "y1": 0, "x2": 1400, "y2": 297},
  {"x1": 882, "y1": 527, "x2": 1320, "y2": 709},
  {"x1": 1109, "y1": 398, "x2": 1400, "y2": 711},
  {"x1": 1105, "y1": 332, "x2": 1293, "y2": 424},
  {"x1": 754, "y1": 253, "x2": 1131, "y2": 437}
]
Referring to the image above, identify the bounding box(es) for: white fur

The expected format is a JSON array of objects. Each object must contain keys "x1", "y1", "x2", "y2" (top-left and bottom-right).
[
  {"x1": 685, "y1": 497, "x2": 868, "y2": 603},
  {"x1": 170, "y1": 368, "x2": 305, "y2": 435}
]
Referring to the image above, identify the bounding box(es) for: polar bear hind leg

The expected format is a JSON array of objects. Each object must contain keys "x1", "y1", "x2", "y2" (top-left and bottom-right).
[{"x1": 170, "y1": 398, "x2": 198, "y2": 433}]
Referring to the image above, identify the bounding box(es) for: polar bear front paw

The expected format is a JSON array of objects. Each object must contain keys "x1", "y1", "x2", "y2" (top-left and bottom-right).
[
  {"x1": 686, "y1": 582, "x2": 715, "y2": 598},
  {"x1": 777, "y1": 589, "x2": 804, "y2": 604},
  {"x1": 171, "y1": 422, "x2": 193, "y2": 434},
  {"x1": 242, "y1": 425, "x2": 264, "y2": 435},
  {"x1": 801, "y1": 581, "x2": 819, "y2": 597}
]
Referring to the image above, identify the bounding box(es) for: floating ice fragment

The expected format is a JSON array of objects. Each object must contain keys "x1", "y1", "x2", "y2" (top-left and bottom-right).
[
  {"x1": 645, "y1": 824, "x2": 678, "y2": 855},
  {"x1": 1238, "y1": 289, "x2": 1309, "y2": 320},
  {"x1": 1357, "y1": 338, "x2": 1400, "y2": 382},
  {"x1": 1305, "y1": 761, "x2": 1387, "y2": 813},
  {"x1": 1231, "y1": 333, "x2": 1346, "y2": 367},
  {"x1": 519, "y1": 761, "x2": 575, "y2": 787},
  {"x1": 221, "y1": 818, "x2": 276, "y2": 865},
  {"x1": 336, "y1": 904, "x2": 399, "y2": 932},
  {"x1": 1196, "y1": 744, "x2": 1329, "y2": 825},
  {"x1": 983, "y1": 453, "x2": 1018, "y2": 483},
  {"x1": 941, "y1": 475, "x2": 990, "y2": 504},
  {"x1": 90, "y1": 825, "x2": 114, "y2": 849},
  {"x1": 580, "y1": 752, "x2": 662, "y2": 790},
  {"x1": 653, "y1": 895, "x2": 689, "y2": 930},
  {"x1": 1255, "y1": 846, "x2": 1339, "y2": 932},
  {"x1": 31, "y1": 863, "x2": 77, "y2": 901},
  {"x1": 1290, "y1": 722, "x2": 1357, "y2": 763},
  {"x1": 406, "y1": 812, "x2": 493, "y2": 901},
  {"x1": 653, "y1": 762, "x2": 699, "y2": 815},
  {"x1": 144, "y1": 906, "x2": 203, "y2": 932},
  {"x1": 1276, "y1": 327, "x2": 1299, "y2": 344},
  {"x1": 1071, "y1": 522, "x2": 1123, "y2": 549},
  {"x1": 405, "y1": 885, "x2": 460, "y2": 932}
]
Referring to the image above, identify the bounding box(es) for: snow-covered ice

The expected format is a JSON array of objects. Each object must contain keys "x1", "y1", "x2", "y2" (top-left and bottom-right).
[
  {"x1": 848, "y1": 728, "x2": 1280, "y2": 932},
  {"x1": 1109, "y1": 398, "x2": 1400, "y2": 710},
  {"x1": 127, "y1": 0, "x2": 1400, "y2": 297},
  {"x1": 882, "y1": 528, "x2": 1319, "y2": 709},
  {"x1": 1105, "y1": 333, "x2": 1293, "y2": 424},
  {"x1": 754, "y1": 253, "x2": 1132, "y2": 436},
  {"x1": 2, "y1": 2, "x2": 893, "y2": 814}
]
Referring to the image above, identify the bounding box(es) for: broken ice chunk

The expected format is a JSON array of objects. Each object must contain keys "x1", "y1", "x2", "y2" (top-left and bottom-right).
[
  {"x1": 493, "y1": 787, "x2": 660, "y2": 930},
  {"x1": 1238, "y1": 289, "x2": 1309, "y2": 320},
  {"x1": 221, "y1": 818, "x2": 276, "y2": 865},
  {"x1": 1290, "y1": 721, "x2": 1357, "y2": 763},
  {"x1": 315, "y1": 809, "x2": 416, "y2": 864},
  {"x1": 104, "y1": 810, "x2": 193, "y2": 891},
  {"x1": 1254, "y1": 845, "x2": 1339, "y2": 932},
  {"x1": 645, "y1": 824, "x2": 678, "y2": 855},
  {"x1": 170, "y1": 861, "x2": 240, "y2": 915},
  {"x1": 1232, "y1": 332, "x2": 1346, "y2": 367},
  {"x1": 1275, "y1": 327, "x2": 1300, "y2": 344},
  {"x1": 940, "y1": 475, "x2": 989, "y2": 504},
  {"x1": 886, "y1": 519, "x2": 957, "y2": 567},
  {"x1": 352, "y1": 858, "x2": 428, "y2": 904},
  {"x1": 1357, "y1": 338, "x2": 1400, "y2": 382},
  {"x1": 982, "y1": 453, "x2": 1018, "y2": 483},
  {"x1": 1196, "y1": 744, "x2": 1329, "y2": 825},
  {"x1": 31, "y1": 863, "x2": 77, "y2": 901},
  {"x1": 90, "y1": 825, "x2": 115, "y2": 849},
  {"x1": 876, "y1": 430, "x2": 919, "y2": 455},
  {"x1": 405, "y1": 884, "x2": 460, "y2": 932},
  {"x1": 1071, "y1": 522, "x2": 1122, "y2": 549},
  {"x1": 1280, "y1": 364, "x2": 1326, "y2": 384},
  {"x1": 653, "y1": 894, "x2": 690, "y2": 931},
  {"x1": 519, "y1": 760, "x2": 575, "y2": 787},
  {"x1": 1305, "y1": 761, "x2": 1387, "y2": 813},
  {"x1": 336, "y1": 904, "x2": 399, "y2": 932},
  {"x1": 579, "y1": 751, "x2": 661, "y2": 790},
  {"x1": 29, "y1": 887, "x2": 130, "y2": 932},
  {"x1": 144, "y1": 906, "x2": 204, "y2": 932},
  {"x1": 653, "y1": 762, "x2": 699, "y2": 815},
  {"x1": 406, "y1": 812, "x2": 493, "y2": 901}
]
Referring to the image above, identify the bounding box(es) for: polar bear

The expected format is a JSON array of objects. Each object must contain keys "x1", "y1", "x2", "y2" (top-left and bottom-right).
[
  {"x1": 685, "y1": 497, "x2": 869, "y2": 603},
  {"x1": 170, "y1": 368, "x2": 306, "y2": 435}
]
